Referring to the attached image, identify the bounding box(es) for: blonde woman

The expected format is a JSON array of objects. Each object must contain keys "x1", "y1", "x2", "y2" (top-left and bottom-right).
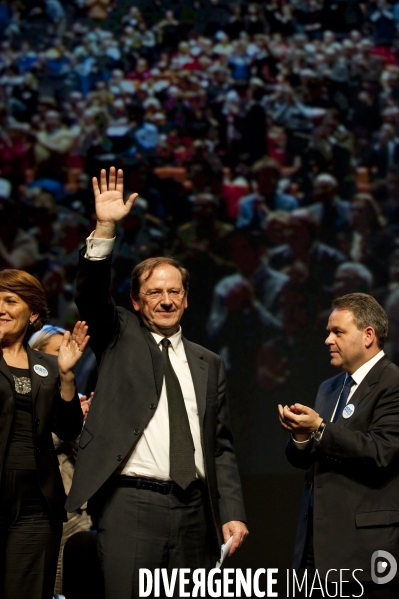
[{"x1": 29, "y1": 323, "x2": 93, "y2": 596}]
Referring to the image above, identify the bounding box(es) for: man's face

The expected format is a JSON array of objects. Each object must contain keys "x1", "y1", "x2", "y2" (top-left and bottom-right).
[
  {"x1": 350, "y1": 199, "x2": 369, "y2": 230},
  {"x1": 325, "y1": 309, "x2": 369, "y2": 373},
  {"x1": 45, "y1": 111, "x2": 61, "y2": 132},
  {"x1": 131, "y1": 265, "x2": 188, "y2": 336},
  {"x1": 257, "y1": 168, "x2": 278, "y2": 196},
  {"x1": 333, "y1": 270, "x2": 363, "y2": 297},
  {"x1": 229, "y1": 236, "x2": 259, "y2": 277},
  {"x1": 313, "y1": 180, "x2": 335, "y2": 203},
  {"x1": 193, "y1": 201, "x2": 216, "y2": 223}
]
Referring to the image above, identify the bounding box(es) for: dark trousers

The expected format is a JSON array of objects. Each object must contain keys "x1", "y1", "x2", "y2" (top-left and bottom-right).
[
  {"x1": 0, "y1": 468, "x2": 62, "y2": 599},
  {"x1": 91, "y1": 479, "x2": 215, "y2": 599},
  {"x1": 299, "y1": 509, "x2": 399, "y2": 598}
]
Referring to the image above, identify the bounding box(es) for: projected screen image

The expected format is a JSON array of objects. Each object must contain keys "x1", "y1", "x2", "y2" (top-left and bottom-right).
[{"x1": 1, "y1": 1, "x2": 399, "y2": 486}]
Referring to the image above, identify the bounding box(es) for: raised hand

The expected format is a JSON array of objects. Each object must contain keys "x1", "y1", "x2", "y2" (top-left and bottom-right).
[
  {"x1": 71, "y1": 320, "x2": 89, "y2": 353},
  {"x1": 92, "y1": 167, "x2": 138, "y2": 235},
  {"x1": 58, "y1": 322, "x2": 90, "y2": 376}
]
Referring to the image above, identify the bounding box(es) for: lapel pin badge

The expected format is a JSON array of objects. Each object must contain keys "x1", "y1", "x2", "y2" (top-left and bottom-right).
[
  {"x1": 342, "y1": 403, "x2": 355, "y2": 419},
  {"x1": 33, "y1": 364, "x2": 48, "y2": 377}
]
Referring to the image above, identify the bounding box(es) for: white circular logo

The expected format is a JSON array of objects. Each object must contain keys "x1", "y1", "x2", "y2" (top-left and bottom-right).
[
  {"x1": 33, "y1": 364, "x2": 48, "y2": 377},
  {"x1": 342, "y1": 403, "x2": 355, "y2": 419},
  {"x1": 371, "y1": 550, "x2": 398, "y2": 585}
]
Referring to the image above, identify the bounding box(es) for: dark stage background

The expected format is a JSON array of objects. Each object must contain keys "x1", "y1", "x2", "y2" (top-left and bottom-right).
[{"x1": 1, "y1": 0, "x2": 399, "y2": 592}]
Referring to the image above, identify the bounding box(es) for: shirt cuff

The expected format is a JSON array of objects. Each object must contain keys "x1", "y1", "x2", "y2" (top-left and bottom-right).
[
  {"x1": 291, "y1": 435, "x2": 311, "y2": 449},
  {"x1": 84, "y1": 231, "x2": 115, "y2": 260}
]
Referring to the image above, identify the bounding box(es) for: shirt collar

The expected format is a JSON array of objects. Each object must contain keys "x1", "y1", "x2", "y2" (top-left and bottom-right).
[
  {"x1": 350, "y1": 350, "x2": 385, "y2": 386},
  {"x1": 151, "y1": 327, "x2": 182, "y2": 354}
]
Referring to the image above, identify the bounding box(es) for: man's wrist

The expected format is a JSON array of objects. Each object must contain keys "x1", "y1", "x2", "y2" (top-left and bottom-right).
[
  {"x1": 85, "y1": 233, "x2": 115, "y2": 260},
  {"x1": 311, "y1": 419, "x2": 327, "y2": 442},
  {"x1": 293, "y1": 433, "x2": 312, "y2": 442},
  {"x1": 93, "y1": 221, "x2": 116, "y2": 239}
]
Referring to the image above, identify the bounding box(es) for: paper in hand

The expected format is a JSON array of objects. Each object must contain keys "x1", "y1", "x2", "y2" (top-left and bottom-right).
[{"x1": 215, "y1": 536, "x2": 233, "y2": 569}]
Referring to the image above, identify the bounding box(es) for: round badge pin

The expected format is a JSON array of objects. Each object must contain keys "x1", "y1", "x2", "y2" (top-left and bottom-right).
[
  {"x1": 342, "y1": 403, "x2": 355, "y2": 419},
  {"x1": 33, "y1": 364, "x2": 48, "y2": 377}
]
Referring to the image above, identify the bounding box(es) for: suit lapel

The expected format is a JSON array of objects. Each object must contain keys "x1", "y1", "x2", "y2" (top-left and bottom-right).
[
  {"x1": 139, "y1": 324, "x2": 164, "y2": 399},
  {"x1": 27, "y1": 346, "x2": 45, "y2": 406},
  {"x1": 339, "y1": 380, "x2": 371, "y2": 426},
  {"x1": 340, "y1": 355, "x2": 389, "y2": 426},
  {"x1": 138, "y1": 324, "x2": 209, "y2": 418},
  {"x1": 0, "y1": 358, "x2": 14, "y2": 391},
  {"x1": 0, "y1": 346, "x2": 47, "y2": 408},
  {"x1": 183, "y1": 338, "x2": 208, "y2": 424}
]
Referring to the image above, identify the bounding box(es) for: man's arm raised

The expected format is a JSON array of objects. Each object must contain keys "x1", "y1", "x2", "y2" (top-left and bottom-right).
[{"x1": 75, "y1": 167, "x2": 138, "y2": 358}]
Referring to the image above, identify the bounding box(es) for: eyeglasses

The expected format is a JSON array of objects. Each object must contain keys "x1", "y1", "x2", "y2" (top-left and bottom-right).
[{"x1": 140, "y1": 289, "x2": 186, "y2": 301}]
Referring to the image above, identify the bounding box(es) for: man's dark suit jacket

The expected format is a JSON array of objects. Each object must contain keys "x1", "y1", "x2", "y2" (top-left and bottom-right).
[
  {"x1": 287, "y1": 355, "x2": 399, "y2": 581},
  {"x1": 0, "y1": 346, "x2": 83, "y2": 522},
  {"x1": 66, "y1": 251, "x2": 246, "y2": 552},
  {"x1": 364, "y1": 142, "x2": 399, "y2": 179}
]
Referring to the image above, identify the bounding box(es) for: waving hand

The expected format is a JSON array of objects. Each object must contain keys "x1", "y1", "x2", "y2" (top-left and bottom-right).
[
  {"x1": 58, "y1": 321, "x2": 90, "y2": 402},
  {"x1": 93, "y1": 167, "x2": 138, "y2": 238}
]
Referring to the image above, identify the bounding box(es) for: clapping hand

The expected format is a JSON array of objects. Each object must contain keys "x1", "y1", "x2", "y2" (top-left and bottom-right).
[
  {"x1": 79, "y1": 391, "x2": 94, "y2": 420},
  {"x1": 278, "y1": 403, "x2": 322, "y2": 440},
  {"x1": 58, "y1": 321, "x2": 90, "y2": 376}
]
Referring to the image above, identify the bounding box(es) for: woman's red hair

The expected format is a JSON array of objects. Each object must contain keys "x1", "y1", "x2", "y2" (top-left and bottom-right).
[{"x1": 0, "y1": 269, "x2": 49, "y2": 332}]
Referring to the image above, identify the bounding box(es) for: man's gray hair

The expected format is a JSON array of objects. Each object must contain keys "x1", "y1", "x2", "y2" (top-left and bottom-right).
[{"x1": 332, "y1": 293, "x2": 388, "y2": 349}]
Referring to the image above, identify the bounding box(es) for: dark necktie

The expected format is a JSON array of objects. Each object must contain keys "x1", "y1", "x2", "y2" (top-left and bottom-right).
[
  {"x1": 161, "y1": 338, "x2": 196, "y2": 490},
  {"x1": 332, "y1": 375, "x2": 355, "y2": 423}
]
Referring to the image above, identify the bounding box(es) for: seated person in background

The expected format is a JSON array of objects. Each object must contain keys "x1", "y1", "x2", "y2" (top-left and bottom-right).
[
  {"x1": 236, "y1": 157, "x2": 298, "y2": 230},
  {"x1": 307, "y1": 173, "x2": 350, "y2": 249}
]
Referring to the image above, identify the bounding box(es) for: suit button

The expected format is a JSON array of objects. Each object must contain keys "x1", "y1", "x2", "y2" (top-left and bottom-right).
[
  {"x1": 36, "y1": 447, "x2": 41, "y2": 453},
  {"x1": 117, "y1": 455, "x2": 123, "y2": 461},
  {"x1": 134, "y1": 430, "x2": 140, "y2": 435},
  {"x1": 307, "y1": 481, "x2": 311, "y2": 486},
  {"x1": 35, "y1": 419, "x2": 40, "y2": 426},
  {"x1": 304, "y1": 512, "x2": 308, "y2": 519},
  {"x1": 150, "y1": 404, "x2": 156, "y2": 410}
]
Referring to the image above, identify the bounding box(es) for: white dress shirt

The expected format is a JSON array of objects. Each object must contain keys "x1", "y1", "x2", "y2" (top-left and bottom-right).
[
  {"x1": 119, "y1": 328, "x2": 205, "y2": 480},
  {"x1": 84, "y1": 232, "x2": 115, "y2": 260},
  {"x1": 330, "y1": 350, "x2": 385, "y2": 420},
  {"x1": 293, "y1": 349, "x2": 385, "y2": 448},
  {"x1": 85, "y1": 233, "x2": 205, "y2": 480}
]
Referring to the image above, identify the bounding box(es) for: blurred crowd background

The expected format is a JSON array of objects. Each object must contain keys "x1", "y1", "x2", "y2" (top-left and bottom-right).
[{"x1": 1, "y1": 0, "x2": 399, "y2": 576}]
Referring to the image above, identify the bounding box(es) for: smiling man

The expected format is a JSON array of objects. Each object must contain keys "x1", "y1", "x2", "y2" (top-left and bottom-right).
[
  {"x1": 279, "y1": 293, "x2": 399, "y2": 597},
  {"x1": 66, "y1": 168, "x2": 248, "y2": 599}
]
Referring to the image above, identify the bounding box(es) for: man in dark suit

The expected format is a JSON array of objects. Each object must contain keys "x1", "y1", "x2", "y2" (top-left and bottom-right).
[
  {"x1": 279, "y1": 293, "x2": 399, "y2": 597},
  {"x1": 66, "y1": 167, "x2": 248, "y2": 599},
  {"x1": 363, "y1": 123, "x2": 399, "y2": 180}
]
